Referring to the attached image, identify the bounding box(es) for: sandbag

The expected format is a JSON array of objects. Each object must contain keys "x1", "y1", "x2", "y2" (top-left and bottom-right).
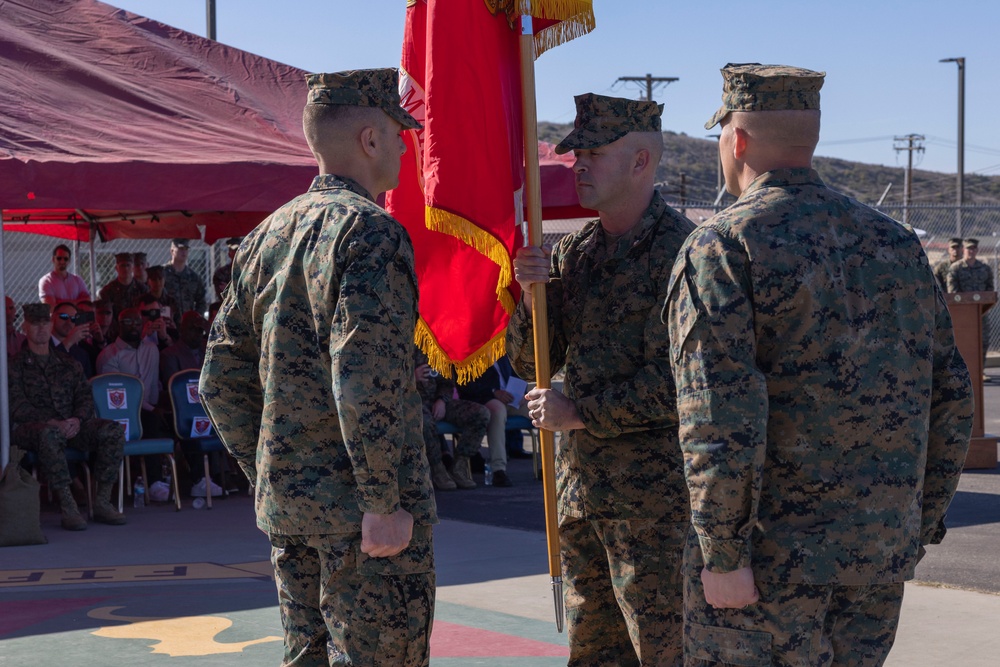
[{"x1": 0, "y1": 446, "x2": 48, "y2": 546}]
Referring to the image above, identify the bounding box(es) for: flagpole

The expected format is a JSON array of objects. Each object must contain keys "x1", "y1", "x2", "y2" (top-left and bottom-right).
[{"x1": 520, "y1": 13, "x2": 563, "y2": 633}]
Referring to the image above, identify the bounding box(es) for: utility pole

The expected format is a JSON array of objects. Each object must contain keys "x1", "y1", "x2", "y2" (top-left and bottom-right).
[
  {"x1": 894, "y1": 134, "x2": 925, "y2": 227},
  {"x1": 940, "y1": 57, "x2": 965, "y2": 236},
  {"x1": 616, "y1": 73, "x2": 678, "y2": 102},
  {"x1": 206, "y1": 0, "x2": 217, "y2": 40}
]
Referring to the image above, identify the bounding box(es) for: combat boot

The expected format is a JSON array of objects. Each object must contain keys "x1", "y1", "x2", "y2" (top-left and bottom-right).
[
  {"x1": 93, "y1": 483, "x2": 127, "y2": 525},
  {"x1": 431, "y1": 462, "x2": 457, "y2": 491},
  {"x1": 55, "y1": 486, "x2": 87, "y2": 531},
  {"x1": 449, "y1": 456, "x2": 477, "y2": 490}
]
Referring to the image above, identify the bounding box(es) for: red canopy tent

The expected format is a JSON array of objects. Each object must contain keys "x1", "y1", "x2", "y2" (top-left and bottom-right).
[{"x1": 0, "y1": 0, "x2": 317, "y2": 244}]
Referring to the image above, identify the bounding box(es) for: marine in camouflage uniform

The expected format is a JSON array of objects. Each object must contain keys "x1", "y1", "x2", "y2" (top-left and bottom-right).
[
  {"x1": 162, "y1": 238, "x2": 207, "y2": 317},
  {"x1": 508, "y1": 93, "x2": 695, "y2": 666},
  {"x1": 948, "y1": 237, "x2": 995, "y2": 372},
  {"x1": 933, "y1": 237, "x2": 962, "y2": 292},
  {"x1": 9, "y1": 303, "x2": 126, "y2": 531},
  {"x1": 414, "y1": 350, "x2": 489, "y2": 490},
  {"x1": 199, "y1": 69, "x2": 435, "y2": 667},
  {"x1": 667, "y1": 64, "x2": 973, "y2": 666},
  {"x1": 98, "y1": 252, "x2": 149, "y2": 320}
]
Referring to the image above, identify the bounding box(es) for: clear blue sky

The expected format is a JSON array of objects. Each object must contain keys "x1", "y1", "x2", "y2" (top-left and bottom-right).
[{"x1": 109, "y1": 0, "x2": 1000, "y2": 176}]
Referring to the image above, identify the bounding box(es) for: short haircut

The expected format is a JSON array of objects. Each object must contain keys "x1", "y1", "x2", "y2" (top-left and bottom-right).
[
  {"x1": 53, "y1": 244, "x2": 71, "y2": 258},
  {"x1": 135, "y1": 293, "x2": 160, "y2": 308}
]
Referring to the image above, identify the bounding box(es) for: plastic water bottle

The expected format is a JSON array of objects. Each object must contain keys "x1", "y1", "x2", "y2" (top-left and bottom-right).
[
  {"x1": 484, "y1": 462, "x2": 493, "y2": 486},
  {"x1": 192, "y1": 497, "x2": 206, "y2": 510},
  {"x1": 161, "y1": 462, "x2": 172, "y2": 500},
  {"x1": 133, "y1": 476, "x2": 145, "y2": 508}
]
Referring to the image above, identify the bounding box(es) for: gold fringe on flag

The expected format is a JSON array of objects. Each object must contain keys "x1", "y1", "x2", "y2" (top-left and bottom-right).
[
  {"x1": 515, "y1": 0, "x2": 595, "y2": 57},
  {"x1": 425, "y1": 206, "x2": 515, "y2": 307},
  {"x1": 414, "y1": 317, "x2": 510, "y2": 385}
]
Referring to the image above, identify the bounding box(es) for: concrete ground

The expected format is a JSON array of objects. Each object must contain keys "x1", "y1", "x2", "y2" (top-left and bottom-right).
[{"x1": 2, "y1": 371, "x2": 999, "y2": 666}]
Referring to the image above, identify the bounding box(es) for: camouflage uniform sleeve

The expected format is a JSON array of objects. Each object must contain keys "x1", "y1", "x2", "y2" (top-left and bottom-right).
[
  {"x1": 922, "y1": 288, "x2": 974, "y2": 545},
  {"x1": 505, "y1": 246, "x2": 569, "y2": 382},
  {"x1": 331, "y1": 231, "x2": 418, "y2": 516},
  {"x1": 7, "y1": 358, "x2": 38, "y2": 425},
  {"x1": 666, "y1": 228, "x2": 768, "y2": 573},
  {"x1": 574, "y1": 269, "x2": 677, "y2": 438},
  {"x1": 946, "y1": 265, "x2": 961, "y2": 293},
  {"x1": 200, "y1": 271, "x2": 263, "y2": 485}
]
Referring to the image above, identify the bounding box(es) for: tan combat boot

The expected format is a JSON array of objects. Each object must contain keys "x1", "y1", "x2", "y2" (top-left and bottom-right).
[
  {"x1": 431, "y1": 461, "x2": 457, "y2": 491},
  {"x1": 93, "y1": 483, "x2": 127, "y2": 525},
  {"x1": 448, "y1": 456, "x2": 477, "y2": 490},
  {"x1": 56, "y1": 486, "x2": 87, "y2": 531}
]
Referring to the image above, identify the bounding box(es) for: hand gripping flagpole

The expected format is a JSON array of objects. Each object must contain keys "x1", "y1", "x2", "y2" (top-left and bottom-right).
[{"x1": 519, "y1": 13, "x2": 564, "y2": 633}]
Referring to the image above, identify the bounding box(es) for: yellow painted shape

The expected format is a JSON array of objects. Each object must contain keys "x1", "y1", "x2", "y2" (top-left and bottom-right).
[
  {"x1": 0, "y1": 561, "x2": 273, "y2": 588},
  {"x1": 89, "y1": 606, "x2": 282, "y2": 657}
]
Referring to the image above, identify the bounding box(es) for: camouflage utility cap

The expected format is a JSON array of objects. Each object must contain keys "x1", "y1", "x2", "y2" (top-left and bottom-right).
[
  {"x1": 555, "y1": 93, "x2": 663, "y2": 155},
  {"x1": 949, "y1": 237, "x2": 963, "y2": 247},
  {"x1": 705, "y1": 63, "x2": 826, "y2": 129},
  {"x1": 306, "y1": 68, "x2": 421, "y2": 131},
  {"x1": 964, "y1": 238, "x2": 980, "y2": 248},
  {"x1": 22, "y1": 303, "x2": 50, "y2": 323}
]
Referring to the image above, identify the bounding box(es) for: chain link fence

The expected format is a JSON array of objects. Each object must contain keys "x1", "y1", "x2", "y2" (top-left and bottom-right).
[{"x1": 2, "y1": 232, "x2": 229, "y2": 329}]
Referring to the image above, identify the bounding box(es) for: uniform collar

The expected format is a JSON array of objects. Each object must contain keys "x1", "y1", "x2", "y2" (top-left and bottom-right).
[
  {"x1": 579, "y1": 190, "x2": 667, "y2": 260},
  {"x1": 308, "y1": 174, "x2": 375, "y2": 202},
  {"x1": 740, "y1": 167, "x2": 824, "y2": 200}
]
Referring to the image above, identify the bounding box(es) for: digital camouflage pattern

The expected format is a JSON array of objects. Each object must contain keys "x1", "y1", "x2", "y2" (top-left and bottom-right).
[
  {"x1": 947, "y1": 259, "x2": 994, "y2": 293},
  {"x1": 271, "y1": 526, "x2": 435, "y2": 667},
  {"x1": 8, "y1": 348, "x2": 124, "y2": 488},
  {"x1": 666, "y1": 167, "x2": 973, "y2": 584},
  {"x1": 162, "y1": 264, "x2": 206, "y2": 317},
  {"x1": 98, "y1": 278, "x2": 148, "y2": 318},
  {"x1": 933, "y1": 257, "x2": 953, "y2": 292},
  {"x1": 684, "y1": 540, "x2": 904, "y2": 666},
  {"x1": 199, "y1": 174, "x2": 436, "y2": 536},
  {"x1": 555, "y1": 93, "x2": 663, "y2": 155},
  {"x1": 704, "y1": 63, "x2": 825, "y2": 129},
  {"x1": 307, "y1": 68, "x2": 421, "y2": 130},
  {"x1": 507, "y1": 191, "x2": 694, "y2": 666},
  {"x1": 507, "y1": 191, "x2": 694, "y2": 522},
  {"x1": 560, "y1": 515, "x2": 685, "y2": 666},
  {"x1": 415, "y1": 353, "x2": 490, "y2": 462},
  {"x1": 21, "y1": 303, "x2": 50, "y2": 322}
]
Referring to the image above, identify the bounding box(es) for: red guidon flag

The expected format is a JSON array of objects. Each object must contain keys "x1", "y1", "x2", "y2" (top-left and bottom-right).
[{"x1": 387, "y1": 0, "x2": 594, "y2": 382}]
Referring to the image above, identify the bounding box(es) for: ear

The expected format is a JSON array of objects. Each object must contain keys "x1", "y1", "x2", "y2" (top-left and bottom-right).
[
  {"x1": 732, "y1": 127, "x2": 749, "y2": 161},
  {"x1": 633, "y1": 148, "x2": 650, "y2": 173},
  {"x1": 359, "y1": 125, "x2": 379, "y2": 158}
]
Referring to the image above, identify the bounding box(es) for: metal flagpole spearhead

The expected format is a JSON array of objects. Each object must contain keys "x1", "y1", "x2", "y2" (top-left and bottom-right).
[{"x1": 552, "y1": 576, "x2": 564, "y2": 632}]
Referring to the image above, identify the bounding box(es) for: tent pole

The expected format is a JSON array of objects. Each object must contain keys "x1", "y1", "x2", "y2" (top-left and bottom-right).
[
  {"x1": 520, "y1": 14, "x2": 563, "y2": 633},
  {"x1": 89, "y1": 223, "x2": 98, "y2": 297},
  {"x1": 1, "y1": 212, "x2": 11, "y2": 471}
]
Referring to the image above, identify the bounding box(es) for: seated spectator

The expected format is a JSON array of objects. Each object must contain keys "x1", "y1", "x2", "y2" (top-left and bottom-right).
[
  {"x1": 5, "y1": 295, "x2": 25, "y2": 358},
  {"x1": 415, "y1": 350, "x2": 490, "y2": 490},
  {"x1": 135, "y1": 293, "x2": 177, "y2": 350},
  {"x1": 93, "y1": 298, "x2": 115, "y2": 345},
  {"x1": 39, "y1": 244, "x2": 90, "y2": 307},
  {"x1": 50, "y1": 301, "x2": 93, "y2": 378},
  {"x1": 97, "y1": 306, "x2": 170, "y2": 482},
  {"x1": 99, "y1": 252, "x2": 148, "y2": 322},
  {"x1": 133, "y1": 252, "x2": 149, "y2": 287},
  {"x1": 160, "y1": 311, "x2": 208, "y2": 381},
  {"x1": 457, "y1": 358, "x2": 534, "y2": 487},
  {"x1": 75, "y1": 300, "x2": 107, "y2": 369},
  {"x1": 9, "y1": 303, "x2": 125, "y2": 530},
  {"x1": 146, "y1": 265, "x2": 181, "y2": 328}
]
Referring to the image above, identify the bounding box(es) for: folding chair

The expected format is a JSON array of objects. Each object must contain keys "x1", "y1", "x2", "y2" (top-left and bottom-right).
[
  {"x1": 167, "y1": 369, "x2": 226, "y2": 509},
  {"x1": 91, "y1": 373, "x2": 181, "y2": 512}
]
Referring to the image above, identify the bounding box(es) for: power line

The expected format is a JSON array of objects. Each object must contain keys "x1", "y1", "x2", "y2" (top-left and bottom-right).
[{"x1": 616, "y1": 74, "x2": 678, "y2": 102}]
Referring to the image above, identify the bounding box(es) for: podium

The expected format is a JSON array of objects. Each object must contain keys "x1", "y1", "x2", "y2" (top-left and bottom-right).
[{"x1": 946, "y1": 291, "x2": 998, "y2": 469}]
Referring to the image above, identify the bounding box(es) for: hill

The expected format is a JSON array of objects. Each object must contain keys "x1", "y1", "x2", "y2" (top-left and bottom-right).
[{"x1": 537, "y1": 122, "x2": 1000, "y2": 206}]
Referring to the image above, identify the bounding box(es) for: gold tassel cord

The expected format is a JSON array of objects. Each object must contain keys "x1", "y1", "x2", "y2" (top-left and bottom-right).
[
  {"x1": 425, "y1": 206, "x2": 514, "y2": 304},
  {"x1": 414, "y1": 318, "x2": 509, "y2": 384}
]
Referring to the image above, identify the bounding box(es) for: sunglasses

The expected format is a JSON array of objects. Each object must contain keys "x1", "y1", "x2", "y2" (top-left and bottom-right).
[
  {"x1": 140, "y1": 309, "x2": 161, "y2": 320},
  {"x1": 54, "y1": 256, "x2": 70, "y2": 261},
  {"x1": 57, "y1": 313, "x2": 79, "y2": 322}
]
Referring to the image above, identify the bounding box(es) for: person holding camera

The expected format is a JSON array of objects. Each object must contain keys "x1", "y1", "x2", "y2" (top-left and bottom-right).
[
  {"x1": 135, "y1": 293, "x2": 177, "y2": 350},
  {"x1": 50, "y1": 301, "x2": 94, "y2": 378}
]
